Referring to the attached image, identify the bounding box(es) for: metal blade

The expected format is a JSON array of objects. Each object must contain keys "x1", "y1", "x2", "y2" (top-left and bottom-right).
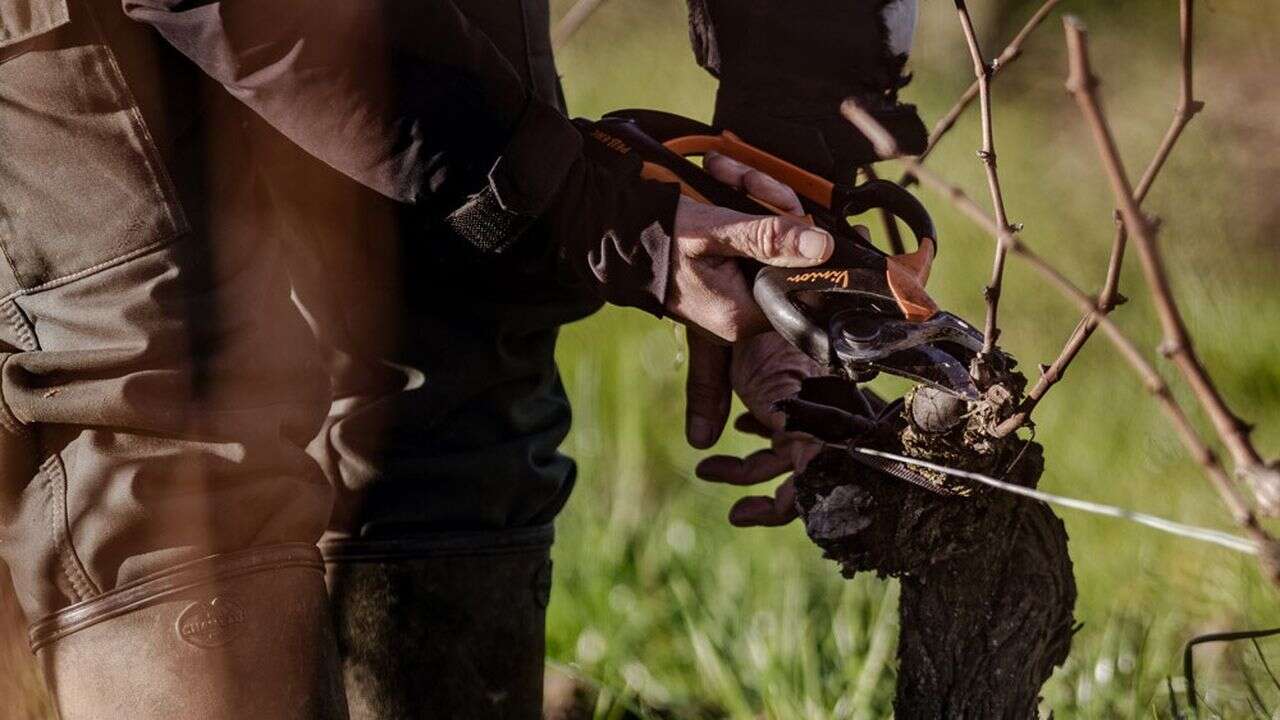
[
  {"x1": 848, "y1": 344, "x2": 980, "y2": 400},
  {"x1": 829, "y1": 308, "x2": 984, "y2": 400},
  {"x1": 831, "y1": 310, "x2": 984, "y2": 362}
]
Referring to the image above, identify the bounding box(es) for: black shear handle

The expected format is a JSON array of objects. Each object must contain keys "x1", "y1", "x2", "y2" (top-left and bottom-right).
[
  {"x1": 825, "y1": 180, "x2": 937, "y2": 261},
  {"x1": 754, "y1": 177, "x2": 941, "y2": 369},
  {"x1": 753, "y1": 266, "x2": 841, "y2": 368}
]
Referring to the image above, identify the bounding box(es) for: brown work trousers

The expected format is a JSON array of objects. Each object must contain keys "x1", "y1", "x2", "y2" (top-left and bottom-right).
[{"x1": 0, "y1": 0, "x2": 580, "y2": 627}]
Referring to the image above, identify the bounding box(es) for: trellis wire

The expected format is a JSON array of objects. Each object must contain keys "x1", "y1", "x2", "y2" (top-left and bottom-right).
[{"x1": 849, "y1": 446, "x2": 1259, "y2": 556}]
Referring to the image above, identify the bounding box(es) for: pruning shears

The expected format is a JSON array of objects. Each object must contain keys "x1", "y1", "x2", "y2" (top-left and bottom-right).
[{"x1": 583, "y1": 109, "x2": 989, "y2": 402}]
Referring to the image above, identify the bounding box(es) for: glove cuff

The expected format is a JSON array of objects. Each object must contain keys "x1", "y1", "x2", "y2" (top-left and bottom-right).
[{"x1": 445, "y1": 99, "x2": 582, "y2": 255}]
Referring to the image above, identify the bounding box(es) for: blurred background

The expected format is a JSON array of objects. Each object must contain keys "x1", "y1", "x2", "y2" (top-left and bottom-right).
[{"x1": 4, "y1": 0, "x2": 1279, "y2": 717}]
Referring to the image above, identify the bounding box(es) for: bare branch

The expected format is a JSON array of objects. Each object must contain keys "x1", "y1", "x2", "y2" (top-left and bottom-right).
[
  {"x1": 902, "y1": 0, "x2": 1063, "y2": 185},
  {"x1": 552, "y1": 0, "x2": 608, "y2": 51},
  {"x1": 1001, "y1": 0, "x2": 1204, "y2": 431},
  {"x1": 953, "y1": 0, "x2": 1014, "y2": 356},
  {"x1": 862, "y1": 165, "x2": 907, "y2": 254},
  {"x1": 840, "y1": 99, "x2": 1280, "y2": 579},
  {"x1": 843, "y1": 100, "x2": 902, "y2": 159},
  {"x1": 1061, "y1": 16, "x2": 1280, "y2": 514}
]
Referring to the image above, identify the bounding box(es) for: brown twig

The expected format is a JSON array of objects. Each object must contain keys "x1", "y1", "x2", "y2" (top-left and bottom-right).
[
  {"x1": 953, "y1": 0, "x2": 1014, "y2": 356},
  {"x1": 901, "y1": 0, "x2": 1063, "y2": 186},
  {"x1": 1061, "y1": 16, "x2": 1280, "y2": 514},
  {"x1": 551, "y1": 0, "x2": 608, "y2": 51},
  {"x1": 862, "y1": 165, "x2": 907, "y2": 254},
  {"x1": 997, "y1": 0, "x2": 1204, "y2": 435},
  {"x1": 840, "y1": 98, "x2": 1280, "y2": 579}
]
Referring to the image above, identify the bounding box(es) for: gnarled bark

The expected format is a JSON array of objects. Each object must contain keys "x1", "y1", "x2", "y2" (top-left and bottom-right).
[{"x1": 788, "y1": 381, "x2": 1076, "y2": 718}]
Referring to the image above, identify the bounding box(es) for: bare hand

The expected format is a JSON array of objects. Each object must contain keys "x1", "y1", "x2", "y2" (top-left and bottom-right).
[
  {"x1": 665, "y1": 152, "x2": 833, "y2": 342},
  {"x1": 673, "y1": 152, "x2": 833, "y2": 526},
  {"x1": 691, "y1": 332, "x2": 825, "y2": 526},
  {"x1": 682, "y1": 151, "x2": 816, "y2": 447}
]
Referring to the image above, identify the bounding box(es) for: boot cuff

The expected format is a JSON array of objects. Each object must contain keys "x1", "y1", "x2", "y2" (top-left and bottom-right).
[{"x1": 319, "y1": 523, "x2": 554, "y2": 563}]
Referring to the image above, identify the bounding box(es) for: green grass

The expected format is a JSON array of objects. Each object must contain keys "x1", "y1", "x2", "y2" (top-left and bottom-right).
[{"x1": 546, "y1": 1, "x2": 1280, "y2": 717}]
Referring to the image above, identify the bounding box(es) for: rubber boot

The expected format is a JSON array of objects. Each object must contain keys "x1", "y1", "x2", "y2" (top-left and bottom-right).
[
  {"x1": 29, "y1": 544, "x2": 349, "y2": 720},
  {"x1": 322, "y1": 525, "x2": 555, "y2": 720}
]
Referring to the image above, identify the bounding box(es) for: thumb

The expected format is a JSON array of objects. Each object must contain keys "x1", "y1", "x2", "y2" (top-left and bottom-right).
[{"x1": 708, "y1": 213, "x2": 834, "y2": 268}]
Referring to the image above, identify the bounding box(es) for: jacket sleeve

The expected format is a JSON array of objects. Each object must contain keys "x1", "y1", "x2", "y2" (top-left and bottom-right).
[{"x1": 123, "y1": 0, "x2": 677, "y2": 315}]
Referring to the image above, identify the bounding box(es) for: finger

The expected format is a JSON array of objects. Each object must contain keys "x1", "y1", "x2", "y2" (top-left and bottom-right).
[
  {"x1": 703, "y1": 151, "x2": 751, "y2": 186},
  {"x1": 696, "y1": 448, "x2": 793, "y2": 486},
  {"x1": 703, "y1": 214, "x2": 833, "y2": 267},
  {"x1": 685, "y1": 332, "x2": 732, "y2": 449},
  {"x1": 777, "y1": 435, "x2": 822, "y2": 474},
  {"x1": 730, "y1": 332, "x2": 821, "y2": 431},
  {"x1": 741, "y1": 169, "x2": 804, "y2": 216},
  {"x1": 733, "y1": 412, "x2": 772, "y2": 439},
  {"x1": 705, "y1": 152, "x2": 804, "y2": 216},
  {"x1": 728, "y1": 477, "x2": 798, "y2": 527}
]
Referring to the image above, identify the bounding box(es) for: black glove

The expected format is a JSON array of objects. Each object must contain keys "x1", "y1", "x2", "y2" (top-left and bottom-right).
[{"x1": 687, "y1": 0, "x2": 928, "y2": 183}]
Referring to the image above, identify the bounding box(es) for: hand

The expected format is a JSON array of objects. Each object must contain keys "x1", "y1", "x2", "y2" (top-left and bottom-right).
[
  {"x1": 681, "y1": 150, "x2": 818, "y2": 447},
  {"x1": 690, "y1": 331, "x2": 825, "y2": 526},
  {"x1": 665, "y1": 152, "x2": 833, "y2": 342},
  {"x1": 672, "y1": 152, "x2": 832, "y2": 526}
]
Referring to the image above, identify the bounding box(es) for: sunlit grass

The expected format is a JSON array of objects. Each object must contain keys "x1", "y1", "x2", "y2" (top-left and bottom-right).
[{"x1": 547, "y1": 1, "x2": 1280, "y2": 717}]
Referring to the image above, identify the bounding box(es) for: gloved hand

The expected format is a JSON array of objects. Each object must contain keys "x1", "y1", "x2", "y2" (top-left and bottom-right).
[{"x1": 687, "y1": 0, "x2": 928, "y2": 182}]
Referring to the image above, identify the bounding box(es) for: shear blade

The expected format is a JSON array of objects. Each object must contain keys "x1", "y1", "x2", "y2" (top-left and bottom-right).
[
  {"x1": 830, "y1": 309, "x2": 983, "y2": 401},
  {"x1": 833, "y1": 310, "x2": 984, "y2": 361},
  {"x1": 833, "y1": 337, "x2": 981, "y2": 401},
  {"x1": 887, "y1": 344, "x2": 980, "y2": 401}
]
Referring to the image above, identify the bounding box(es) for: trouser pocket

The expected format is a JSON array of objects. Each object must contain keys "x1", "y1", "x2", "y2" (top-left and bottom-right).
[
  {"x1": 0, "y1": 0, "x2": 333, "y2": 623},
  {"x1": 0, "y1": 0, "x2": 67, "y2": 46},
  {"x1": 0, "y1": 0, "x2": 188, "y2": 297}
]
